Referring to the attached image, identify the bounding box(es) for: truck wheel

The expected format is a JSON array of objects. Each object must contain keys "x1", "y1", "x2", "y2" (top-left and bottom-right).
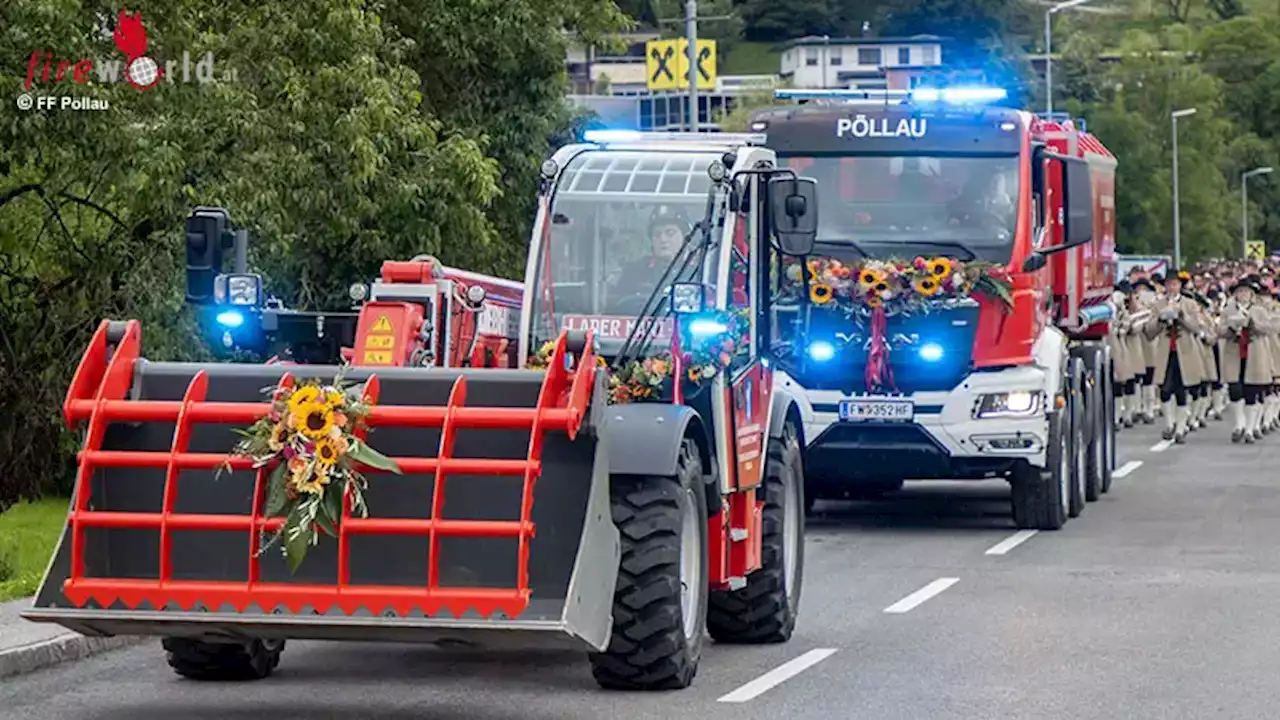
[
  {"x1": 1010, "y1": 411, "x2": 1068, "y2": 530},
  {"x1": 589, "y1": 439, "x2": 708, "y2": 690},
  {"x1": 1082, "y1": 348, "x2": 1110, "y2": 501},
  {"x1": 1068, "y1": 357, "x2": 1087, "y2": 518},
  {"x1": 707, "y1": 423, "x2": 804, "y2": 644},
  {"x1": 163, "y1": 638, "x2": 284, "y2": 680}
]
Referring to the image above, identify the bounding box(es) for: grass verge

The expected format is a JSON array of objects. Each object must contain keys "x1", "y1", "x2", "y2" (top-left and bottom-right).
[{"x1": 0, "y1": 498, "x2": 68, "y2": 602}]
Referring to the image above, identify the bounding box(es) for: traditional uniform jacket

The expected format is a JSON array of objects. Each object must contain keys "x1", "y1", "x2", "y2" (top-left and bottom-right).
[
  {"x1": 1143, "y1": 292, "x2": 1205, "y2": 386},
  {"x1": 1112, "y1": 298, "x2": 1145, "y2": 382},
  {"x1": 1137, "y1": 291, "x2": 1161, "y2": 370},
  {"x1": 1196, "y1": 303, "x2": 1219, "y2": 384},
  {"x1": 1218, "y1": 298, "x2": 1274, "y2": 385},
  {"x1": 1266, "y1": 299, "x2": 1280, "y2": 382}
]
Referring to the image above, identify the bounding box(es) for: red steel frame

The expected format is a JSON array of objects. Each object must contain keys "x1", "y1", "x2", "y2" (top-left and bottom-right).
[{"x1": 60, "y1": 320, "x2": 597, "y2": 620}]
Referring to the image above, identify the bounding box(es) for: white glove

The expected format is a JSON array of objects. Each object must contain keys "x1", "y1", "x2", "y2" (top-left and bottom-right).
[
  {"x1": 1229, "y1": 314, "x2": 1248, "y2": 330},
  {"x1": 1159, "y1": 307, "x2": 1179, "y2": 321}
]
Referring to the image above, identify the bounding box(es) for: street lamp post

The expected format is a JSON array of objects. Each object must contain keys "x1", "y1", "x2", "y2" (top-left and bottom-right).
[
  {"x1": 1171, "y1": 107, "x2": 1196, "y2": 268},
  {"x1": 1243, "y1": 166, "x2": 1274, "y2": 258},
  {"x1": 1045, "y1": 0, "x2": 1096, "y2": 115}
]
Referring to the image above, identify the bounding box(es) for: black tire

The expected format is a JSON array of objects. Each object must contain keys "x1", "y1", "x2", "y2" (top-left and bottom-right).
[
  {"x1": 707, "y1": 423, "x2": 804, "y2": 644},
  {"x1": 1101, "y1": 358, "x2": 1116, "y2": 493},
  {"x1": 1010, "y1": 410, "x2": 1068, "y2": 530},
  {"x1": 1068, "y1": 357, "x2": 1087, "y2": 519},
  {"x1": 162, "y1": 638, "x2": 284, "y2": 680},
  {"x1": 1083, "y1": 349, "x2": 1109, "y2": 502},
  {"x1": 589, "y1": 439, "x2": 708, "y2": 690}
]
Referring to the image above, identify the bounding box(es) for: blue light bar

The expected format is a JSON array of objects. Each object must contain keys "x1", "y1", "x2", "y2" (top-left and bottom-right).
[
  {"x1": 216, "y1": 310, "x2": 245, "y2": 328},
  {"x1": 911, "y1": 87, "x2": 1008, "y2": 103},
  {"x1": 775, "y1": 88, "x2": 910, "y2": 102},
  {"x1": 583, "y1": 129, "x2": 643, "y2": 144},
  {"x1": 807, "y1": 341, "x2": 836, "y2": 362},
  {"x1": 688, "y1": 318, "x2": 729, "y2": 336},
  {"x1": 582, "y1": 129, "x2": 768, "y2": 146},
  {"x1": 918, "y1": 342, "x2": 945, "y2": 362}
]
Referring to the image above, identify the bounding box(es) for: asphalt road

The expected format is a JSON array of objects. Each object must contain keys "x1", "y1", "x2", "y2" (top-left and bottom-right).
[{"x1": 7, "y1": 416, "x2": 1280, "y2": 720}]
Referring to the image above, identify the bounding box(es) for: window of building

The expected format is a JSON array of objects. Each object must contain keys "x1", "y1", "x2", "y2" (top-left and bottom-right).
[
  {"x1": 857, "y1": 47, "x2": 881, "y2": 66},
  {"x1": 921, "y1": 45, "x2": 937, "y2": 64},
  {"x1": 805, "y1": 48, "x2": 819, "y2": 66},
  {"x1": 830, "y1": 48, "x2": 842, "y2": 65},
  {"x1": 897, "y1": 47, "x2": 911, "y2": 65}
]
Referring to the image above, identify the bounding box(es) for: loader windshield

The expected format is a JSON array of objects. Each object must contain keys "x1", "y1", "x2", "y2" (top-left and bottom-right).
[{"x1": 532, "y1": 150, "x2": 724, "y2": 353}]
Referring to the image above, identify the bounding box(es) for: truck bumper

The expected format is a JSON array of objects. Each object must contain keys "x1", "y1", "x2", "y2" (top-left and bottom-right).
[{"x1": 779, "y1": 366, "x2": 1051, "y2": 487}]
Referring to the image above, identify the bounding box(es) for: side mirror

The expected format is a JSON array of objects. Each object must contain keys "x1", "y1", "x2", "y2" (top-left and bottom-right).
[
  {"x1": 1021, "y1": 252, "x2": 1047, "y2": 272},
  {"x1": 670, "y1": 282, "x2": 707, "y2": 314},
  {"x1": 769, "y1": 176, "x2": 818, "y2": 257},
  {"x1": 1061, "y1": 156, "x2": 1094, "y2": 249}
]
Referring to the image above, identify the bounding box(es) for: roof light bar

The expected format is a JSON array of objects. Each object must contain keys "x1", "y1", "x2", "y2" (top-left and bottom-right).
[
  {"x1": 581, "y1": 129, "x2": 767, "y2": 146},
  {"x1": 774, "y1": 86, "x2": 1008, "y2": 105}
]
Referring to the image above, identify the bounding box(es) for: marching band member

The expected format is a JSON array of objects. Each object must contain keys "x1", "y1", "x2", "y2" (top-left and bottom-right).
[
  {"x1": 1110, "y1": 282, "x2": 1143, "y2": 428},
  {"x1": 1266, "y1": 287, "x2": 1280, "y2": 434},
  {"x1": 1208, "y1": 287, "x2": 1229, "y2": 420},
  {"x1": 1143, "y1": 270, "x2": 1204, "y2": 443},
  {"x1": 1190, "y1": 291, "x2": 1218, "y2": 430},
  {"x1": 1219, "y1": 277, "x2": 1271, "y2": 443},
  {"x1": 1132, "y1": 277, "x2": 1160, "y2": 423}
]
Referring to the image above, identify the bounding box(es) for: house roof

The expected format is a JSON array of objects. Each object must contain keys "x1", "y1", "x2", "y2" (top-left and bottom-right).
[{"x1": 781, "y1": 34, "x2": 947, "y2": 50}]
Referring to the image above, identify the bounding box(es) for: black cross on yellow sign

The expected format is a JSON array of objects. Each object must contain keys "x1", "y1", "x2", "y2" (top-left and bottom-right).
[
  {"x1": 645, "y1": 39, "x2": 716, "y2": 91},
  {"x1": 1247, "y1": 241, "x2": 1265, "y2": 260}
]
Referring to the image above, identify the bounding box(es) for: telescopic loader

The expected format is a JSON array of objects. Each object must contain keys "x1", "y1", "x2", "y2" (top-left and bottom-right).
[{"x1": 24, "y1": 133, "x2": 820, "y2": 690}]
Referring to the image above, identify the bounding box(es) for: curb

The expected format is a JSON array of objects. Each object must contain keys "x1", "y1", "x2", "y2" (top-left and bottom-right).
[{"x1": 0, "y1": 633, "x2": 146, "y2": 679}]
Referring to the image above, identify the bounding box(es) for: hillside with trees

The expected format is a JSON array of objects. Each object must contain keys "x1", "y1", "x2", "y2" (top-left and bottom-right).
[{"x1": 1, "y1": 0, "x2": 1278, "y2": 507}]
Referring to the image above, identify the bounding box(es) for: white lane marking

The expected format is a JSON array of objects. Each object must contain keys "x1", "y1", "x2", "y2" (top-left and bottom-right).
[
  {"x1": 985, "y1": 529, "x2": 1038, "y2": 556},
  {"x1": 1149, "y1": 440, "x2": 1172, "y2": 452},
  {"x1": 1113, "y1": 460, "x2": 1143, "y2": 478},
  {"x1": 716, "y1": 648, "x2": 839, "y2": 703},
  {"x1": 883, "y1": 577, "x2": 959, "y2": 614}
]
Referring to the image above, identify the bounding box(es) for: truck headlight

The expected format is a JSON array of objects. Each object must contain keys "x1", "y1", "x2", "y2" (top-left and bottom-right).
[
  {"x1": 976, "y1": 391, "x2": 1042, "y2": 418},
  {"x1": 215, "y1": 273, "x2": 262, "y2": 306}
]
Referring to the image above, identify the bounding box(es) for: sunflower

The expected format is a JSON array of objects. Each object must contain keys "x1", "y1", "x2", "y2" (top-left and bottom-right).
[
  {"x1": 914, "y1": 276, "x2": 941, "y2": 296},
  {"x1": 865, "y1": 294, "x2": 883, "y2": 308},
  {"x1": 288, "y1": 386, "x2": 320, "y2": 413},
  {"x1": 292, "y1": 472, "x2": 329, "y2": 496},
  {"x1": 268, "y1": 422, "x2": 291, "y2": 451},
  {"x1": 858, "y1": 268, "x2": 886, "y2": 287},
  {"x1": 874, "y1": 282, "x2": 890, "y2": 294},
  {"x1": 810, "y1": 283, "x2": 834, "y2": 304},
  {"x1": 324, "y1": 387, "x2": 345, "y2": 407},
  {"x1": 687, "y1": 366, "x2": 703, "y2": 382},
  {"x1": 929, "y1": 257, "x2": 953, "y2": 279},
  {"x1": 294, "y1": 402, "x2": 335, "y2": 440},
  {"x1": 315, "y1": 437, "x2": 343, "y2": 467}
]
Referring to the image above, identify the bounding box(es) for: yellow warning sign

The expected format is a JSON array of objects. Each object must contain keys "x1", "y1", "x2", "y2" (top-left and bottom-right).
[
  {"x1": 645, "y1": 39, "x2": 716, "y2": 91},
  {"x1": 371, "y1": 315, "x2": 393, "y2": 333},
  {"x1": 1247, "y1": 241, "x2": 1266, "y2": 260},
  {"x1": 362, "y1": 350, "x2": 392, "y2": 364},
  {"x1": 365, "y1": 335, "x2": 395, "y2": 349}
]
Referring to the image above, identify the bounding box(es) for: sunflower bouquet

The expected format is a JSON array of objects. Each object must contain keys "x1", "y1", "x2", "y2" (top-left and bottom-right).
[
  {"x1": 781, "y1": 255, "x2": 1012, "y2": 317},
  {"x1": 225, "y1": 375, "x2": 402, "y2": 572}
]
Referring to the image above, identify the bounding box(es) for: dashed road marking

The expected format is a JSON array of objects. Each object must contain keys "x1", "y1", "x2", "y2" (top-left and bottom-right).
[
  {"x1": 884, "y1": 578, "x2": 959, "y2": 614},
  {"x1": 717, "y1": 648, "x2": 839, "y2": 702},
  {"x1": 1114, "y1": 460, "x2": 1143, "y2": 478},
  {"x1": 1150, "y1": 439, "x2": 1172, "y2": 452},
  {"x1": 985, "y1": 529, "x2": 1038, "y2": 556}
]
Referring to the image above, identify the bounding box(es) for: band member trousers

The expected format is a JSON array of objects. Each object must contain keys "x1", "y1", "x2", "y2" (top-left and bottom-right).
[{"x1": 1160, "y1": 352, "x2": 1188, "y2": 406}]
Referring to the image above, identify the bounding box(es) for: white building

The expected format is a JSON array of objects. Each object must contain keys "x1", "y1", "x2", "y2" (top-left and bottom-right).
[{"x1": 778, "y1": 35, "x2": 946, "y2": 90}]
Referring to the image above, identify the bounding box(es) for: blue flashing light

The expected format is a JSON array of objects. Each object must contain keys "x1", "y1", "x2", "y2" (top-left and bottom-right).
[
  {"x1": 911, "y1": 87, "x2": 1008, "y2": 104},
  {"x1": 688, "y1": 318, "x2": 729, "y2": 336},
  {"x1": 583, "y1": 129, "x2": 642, "y2": 144},
  {"x1": 807, "y1": 341, "x2": 836, "y2": 363},
  {"x1": 216, "y1": 310, "x2": 245, "y2": 328},
  {"x1": 918, "y1": 342, "x2": 944, "y2": 362}
]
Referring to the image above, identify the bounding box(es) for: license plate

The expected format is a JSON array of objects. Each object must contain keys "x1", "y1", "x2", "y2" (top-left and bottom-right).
[{"x1": 839, "y1": 400, "x2": 913, "y2": 422}]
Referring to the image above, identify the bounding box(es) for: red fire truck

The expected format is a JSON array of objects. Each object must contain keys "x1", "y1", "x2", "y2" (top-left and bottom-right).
[{"x1": 750, "y1": 88, "x2": 1118, "y2": 530}]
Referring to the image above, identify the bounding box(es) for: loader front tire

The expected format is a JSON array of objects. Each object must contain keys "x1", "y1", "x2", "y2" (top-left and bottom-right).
[
  {"x1": 163, "y1": 637, "x2": 284, "y2": 681},
  {"x1": 589, "y1": 439, "x2": 708, "y2": 690},
  {"x1": 706, "y1": 422, "x2": 804, "y2": 644}
]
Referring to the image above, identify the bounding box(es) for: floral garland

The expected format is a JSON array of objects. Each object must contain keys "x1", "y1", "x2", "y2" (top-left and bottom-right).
[
  {"x1": 525, "y1": 308, "x2": 751, "y2": 405},
  {"x1": 780, "y1": 255, "x2": 1013, "y2": 317},
  {"x1": 224, "y1": 375, "x2": 402, "y2": 572}
]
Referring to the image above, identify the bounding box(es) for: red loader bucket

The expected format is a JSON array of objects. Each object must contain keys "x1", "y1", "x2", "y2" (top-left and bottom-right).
[{"x1": 23, "y1": 320, "x2": 619, "y2": 652}]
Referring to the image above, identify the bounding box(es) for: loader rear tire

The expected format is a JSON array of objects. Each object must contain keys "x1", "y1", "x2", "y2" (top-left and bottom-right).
[
  {"x1": 706, "y1": 423, "x2": 804, "y2": 644},
  {"x1": 163, "y1": 637, "x2": 284, "y2": 681},
  {"x1": 589, "y1": 439, "x2": 708, "y2": 691}
]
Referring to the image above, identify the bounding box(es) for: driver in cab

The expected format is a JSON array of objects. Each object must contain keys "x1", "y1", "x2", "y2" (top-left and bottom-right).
[{"x1": 607, "y1": 206, "x2": 690, "y2": 303}]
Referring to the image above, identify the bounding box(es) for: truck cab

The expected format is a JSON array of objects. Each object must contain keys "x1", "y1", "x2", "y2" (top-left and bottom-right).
[{"x1": 750, "y1": 88, "x2": 1117, "y2": 529}]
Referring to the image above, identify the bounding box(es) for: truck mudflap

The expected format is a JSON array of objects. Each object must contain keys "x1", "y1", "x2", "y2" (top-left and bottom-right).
[{"x1": 23, "y1": 320, "x2": 619, "y2": 652}]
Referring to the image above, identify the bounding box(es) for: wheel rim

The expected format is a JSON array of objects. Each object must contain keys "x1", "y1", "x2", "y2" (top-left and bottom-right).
[
  {"x1": 782, "y1": 460, "x2": 801, "y2": 603},
  {"x1": 678, "y1": 488, "x2": 703, "y2": 642},
  {"x1": 1059, "y1": 414, "x2": 1070, "y2": 511}
]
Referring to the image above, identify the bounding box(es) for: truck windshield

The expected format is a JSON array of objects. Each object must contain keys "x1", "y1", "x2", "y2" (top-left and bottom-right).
[
  {"x1": 530, "y1": 150, "x2": 721, "y2": 350},
  {"x1": 780, "y1": 155, "x2": 1019, "y2": 263}
]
